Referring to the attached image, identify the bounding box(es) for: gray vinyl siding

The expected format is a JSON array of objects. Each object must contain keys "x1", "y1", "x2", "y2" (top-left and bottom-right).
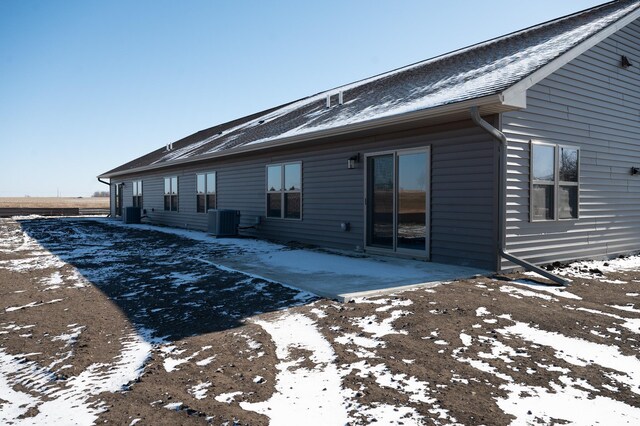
[
  {"x1": 501, "y1": 17, "x2": 640, "y2": 268},
  {"x1": 114, "y1": 120, "x2": 498, "y2": 269}
]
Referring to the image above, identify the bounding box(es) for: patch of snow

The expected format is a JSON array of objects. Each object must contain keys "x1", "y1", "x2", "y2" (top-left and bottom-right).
[
  {"x1": 575, "y1": 307, "x2": 640, "y2": 334},
  {"x1": 476, "y1": 307, "x2": 489, "y2": 316},
  {"x1": 40, "y1": 271, "x2": 64, "y2": 290},
  {"x1": 5, "y1": 298, "x2": 64, "y2": 312},
  {"x1": 609, "y1": 304, "x2": 640, "y2": 314},
  {"x1": 215, "y1": 391, "x2": 242, "y2": 404},
  {"x1": 535, "y1": 362, "x2": 570, "y2": 374},
  {"x1": 195, "y1": 356, "x2": 216, "y2": 366},
  {"x1": 497, "y1": 378, "x2": 640, "y2": 424},
  {"x1": 454, "y1": 355, "x2": 513, "y2": 382},
  {"x1": 163, "y1": 401, "x2": 183, "y2": 411},
  {"x1": 350, "y1": 404, "x2": 425, "y2": 425},
  {"x1": 189, "y1": 382, "x2": 211, "y2": 400},
  {"x1": 0, "y1": 331, "x2": 152, "y2": 424},
  {"x1": 500, "y1": 285, "x2": 556, "y2": 301},
  {"x1": 511, "y1": 280, "x2": 582, "y2": 300},
  {"x1": 353, "y1": 310, "x2": 409, "y2": 339},
  {"x1": 460, "y1": 333, "x2": 473, "y2": 347},
  {"x1": 309, "y1": 308, "x2": 327, "y2": 318},
  {"x1": 240, "y1": 313, "x2": 349, "y2": 424},
  {"x1": 51, "y1": 325, "x2": 84, "y2": 346},
  {"x1": 499, "y1": 321, "x2": 640, "y2": 394}
]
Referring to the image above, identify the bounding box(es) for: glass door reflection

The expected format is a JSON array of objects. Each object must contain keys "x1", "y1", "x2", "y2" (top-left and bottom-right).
[
  {"x1": 367, "y1": 154, "x2": 394, "y2": 249},
  {"x1": 397, "y1": 152, "x2": 427, "y2": 251},
  {"x1": 366, "y1": 149, "x2": 429, "y2": 257}
]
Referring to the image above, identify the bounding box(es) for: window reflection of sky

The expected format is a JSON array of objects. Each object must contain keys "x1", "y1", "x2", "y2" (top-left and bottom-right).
[
  {"x1": 399, "y1": 153, "x2": 427, "y2": 191},
  {"x1": 533, "y1": 145, "x2": 555, "y2": 181}
]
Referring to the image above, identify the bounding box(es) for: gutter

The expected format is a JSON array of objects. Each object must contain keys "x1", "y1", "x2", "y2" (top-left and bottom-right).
[
  {"x1": 97, "y1": 177, "x2": 112, "y2": 218},
  {"x1": 469, "y1": 107, "x2": 569, "y2": 286}
]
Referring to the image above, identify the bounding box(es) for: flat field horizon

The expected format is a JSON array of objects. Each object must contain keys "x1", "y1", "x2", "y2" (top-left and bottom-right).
[{"x1": 0, "y1": 197, "x2": 109, "y2": 209}]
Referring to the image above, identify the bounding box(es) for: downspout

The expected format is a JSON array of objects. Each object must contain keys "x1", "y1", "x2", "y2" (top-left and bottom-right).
[
  {"x1": 469, "y1": 107, "x2": 569, "y2": 286},
  {"x1": 97, "y1": 177, "x2": 112, "y2": 218}
]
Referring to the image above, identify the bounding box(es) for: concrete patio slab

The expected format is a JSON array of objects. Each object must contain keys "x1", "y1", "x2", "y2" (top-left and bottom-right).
[
  {"x1": 102, "y1": 219, "x2": 489, "y2": 301},
  {"x1": 204, "y1": 248, "x2": 488, "y2": 301}
]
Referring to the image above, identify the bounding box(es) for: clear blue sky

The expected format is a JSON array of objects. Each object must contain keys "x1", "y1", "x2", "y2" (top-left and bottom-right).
[{"x1": 0, "y1": 0, "x2": 604, "y2": 197}]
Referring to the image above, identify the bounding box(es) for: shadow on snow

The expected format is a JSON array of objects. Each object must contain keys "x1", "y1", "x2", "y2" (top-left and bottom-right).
[{"x1": 18, "y1": 218, "x2": 316, "y2": 342}]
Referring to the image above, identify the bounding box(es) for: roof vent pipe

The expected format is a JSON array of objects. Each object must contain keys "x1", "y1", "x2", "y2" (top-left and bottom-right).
[{"x1": 469, "y1": 106, "x2": 569, "y2": 286}]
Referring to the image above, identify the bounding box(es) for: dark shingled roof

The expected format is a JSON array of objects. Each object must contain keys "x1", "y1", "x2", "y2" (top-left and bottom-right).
[{"x1": 102, "y1": 0, "x2": 640, "y2": 177}]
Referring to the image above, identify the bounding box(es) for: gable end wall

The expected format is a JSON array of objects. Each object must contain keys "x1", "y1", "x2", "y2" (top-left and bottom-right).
[{"x1": 501, "y1": 17, "x2": 640, "y2": 268}]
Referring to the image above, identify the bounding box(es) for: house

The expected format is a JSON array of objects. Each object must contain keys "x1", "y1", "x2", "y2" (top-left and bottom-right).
[{"x1": 98, "y1": 0, "x2": 640, "y2": 279}]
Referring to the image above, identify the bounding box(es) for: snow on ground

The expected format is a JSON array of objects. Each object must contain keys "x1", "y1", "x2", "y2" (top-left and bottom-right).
[
  {"x1": 510, "y1": 280, "x2": 582, "y2": 300},
  {"x1": 451, "y1": 303, "x2": 640, "y2": 424},
  {"x1": 0, "y1": 332, "x2": 151, "y2": 425},
  {"x1": 1, "y1": 217, "x2": 323, "y2": 424},
  {"x1": 2, "y1": 218, "x2": 640, "y2": 425},
  {"x1": 240, "y1": 313, "x2": 350, "y2": 424}
]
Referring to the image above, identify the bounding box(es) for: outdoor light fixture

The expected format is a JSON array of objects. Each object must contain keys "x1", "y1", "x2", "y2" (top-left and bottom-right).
[
  {"x1": 621, "y1": 55, "x2": 632, "y2": 68},
  {"x1": 348, "y1": 154, "x2": 360, "y2": 169},
  {"x1": 632, "y1": 166, "x2": 639, "y2": 175}
]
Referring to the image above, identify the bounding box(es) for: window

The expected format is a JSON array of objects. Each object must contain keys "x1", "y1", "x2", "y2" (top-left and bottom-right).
[
  {"x1": 196, "y1": 172, "x2": 216, "y2": 213},
  {"x1": 132, "y1": 180, "x2": 143, "y2": 208},
  {"x1": 114, "y1": 184, "x2": 122, "y2": 217},
  {"x1": 531, "y1": 142, "x2": 579, "y2": 221},
  {"x1": 164, "y1": 176, "x2": 178, "y2": 211},
  {"x1": 267, "y1": 162, "x2": 301, "y2": 219}
]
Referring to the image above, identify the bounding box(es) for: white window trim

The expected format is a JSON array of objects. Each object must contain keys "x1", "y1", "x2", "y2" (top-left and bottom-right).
[
  {"x1": 530, "y1": 141, "x2": 580, "y2": 222},
  {"x1": 132, "y1": 180, "x2": 143, "y2": 209},
  {"x1": 163, "y1": 176, "x2": 179, "y2": 212},
  {"x1": 196, "y1": 171, "x2": 217, "y2": 213},
  {"x1": 265, "y1": 161, "x2": 303, "y2": 220}
]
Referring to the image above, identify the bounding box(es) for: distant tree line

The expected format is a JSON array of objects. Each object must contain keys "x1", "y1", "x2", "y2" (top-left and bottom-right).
[{"x1": 92, "y1": 191, "x2": 109, "y2": 197}]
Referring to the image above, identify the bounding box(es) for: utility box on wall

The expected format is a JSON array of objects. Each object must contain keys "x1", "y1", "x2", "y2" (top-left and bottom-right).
[{"x1": 208, "y1": 209, "x2": 240, "y2": 237}]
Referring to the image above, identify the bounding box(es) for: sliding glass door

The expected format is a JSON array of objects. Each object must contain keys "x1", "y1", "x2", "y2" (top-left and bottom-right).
[{"x1": 366, "y1": 148, "x2": 429, "y2": 257}]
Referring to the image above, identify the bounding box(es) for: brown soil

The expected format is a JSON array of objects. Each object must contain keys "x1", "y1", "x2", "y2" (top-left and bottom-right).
[{"x1": 1, "y1": 217, "x2": 639, "y2": 425}]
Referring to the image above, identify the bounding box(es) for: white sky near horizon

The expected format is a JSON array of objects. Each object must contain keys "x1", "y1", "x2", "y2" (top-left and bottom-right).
[{"x1": 0, "y1": 0, "x2": 604, "y2": 197}]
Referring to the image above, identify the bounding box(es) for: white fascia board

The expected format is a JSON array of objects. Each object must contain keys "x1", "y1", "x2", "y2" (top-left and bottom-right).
[
  {"x1": 502, "y1": 7, "x2": 640, "y2": 103},
  {"x1": 99, "y1": 94, "x2": 510, "y2": 179}
]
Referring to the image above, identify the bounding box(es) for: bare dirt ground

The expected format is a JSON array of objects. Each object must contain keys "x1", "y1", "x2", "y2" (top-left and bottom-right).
[
  {"x1": 1, "y1": 217, "x2": 639, "y2": 425},
  {"x1": 0, "y1": 197, "x2": 109, "y2": 209}
]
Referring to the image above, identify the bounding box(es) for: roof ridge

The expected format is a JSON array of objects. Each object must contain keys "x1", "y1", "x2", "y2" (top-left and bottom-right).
[
  {"x1": 313, "y1": 1, "x2": 638, "y2": 97},
  {"x1": 101, "y1": 0, "x2": 640, "y2": 178}
]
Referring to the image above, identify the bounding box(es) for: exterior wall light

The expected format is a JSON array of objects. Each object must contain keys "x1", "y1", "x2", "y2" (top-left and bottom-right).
[
  {"x1": 632, "y1": 167, "x2": 639, "y2": 175},
  {"x1": 348, "y1": 154, "x2": 360, "y2": 169},
  {"x1": 621, "y1": 55, "x2": 632, "y2": 68}
]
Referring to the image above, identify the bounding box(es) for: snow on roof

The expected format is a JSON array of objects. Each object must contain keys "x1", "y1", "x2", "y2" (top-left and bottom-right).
[{"x1": 102, "y1": 0, "x2": 640, "y2": 177}]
